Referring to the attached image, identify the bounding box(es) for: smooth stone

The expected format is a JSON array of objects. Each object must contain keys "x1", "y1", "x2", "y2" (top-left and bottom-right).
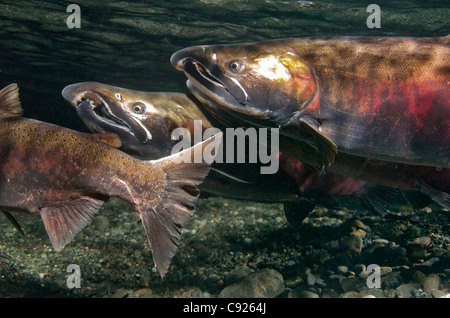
[
  {"x1": 381, "y1": 274, "x2": 401, "y2": 289},
  {"x1": 224, "y1": 265, "x2": 254, "y2": 285},
  {"x1": 423, "y1": 274, "x2": 441, "y2": 294},
  {"x1": 132, "y1": 288, "x2": 153, "y2": 298},
  {"x1": 93, "y1": 215, "x2": 110, "y2": 231},
  {"x1": 340, "y1": 277, "x2": 366, "y2": 293},
  {"x1": 395, "y1": 283, "x2": 421, "y2": 298},
  {"x1": 110, "y1": 288, "x2": 130, "y2": 298},
  {"x1": 288, "y1": 287, "x2": 319, "y2": 298},
  {"x1": 431, "y1": 289, "x2": 445, "y2": 298},
  {"x1": 412, "y1": 271, "x2": 426, "y2": 285},
  {"x1": 337, "y1": 265, "x2": 348, "y2": 274},
  {"x1": 307, "y1": 273, "x2": 315, "y2": 286},
  {"x1": 342, "y1": 234, "x2": 363, "y2": 254},
  {"x1": 219, "y1": 268, "x2": 285, "y2": 298},
  {"x1": 409, "y1": 236, "x2": 432, "y2": 247}
]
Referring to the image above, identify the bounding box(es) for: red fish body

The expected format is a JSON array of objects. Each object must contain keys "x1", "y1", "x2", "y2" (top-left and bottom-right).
[
  {"x1": 170, "y1": 36, "x2": 449, "y2": 169},
  {"x1": 170, "y1": 36, "x2": 449, "y2": 209},
  {"x1": 296, "y1": 37, "x2": 449, "y2": 167}
]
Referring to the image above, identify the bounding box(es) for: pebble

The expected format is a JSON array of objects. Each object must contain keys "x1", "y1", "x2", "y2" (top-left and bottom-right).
[
  {"x1": 110, "y1": 288, "x2": 130, "y2": 298},
  {"x1": 395, "y1": 283, "x2": 421, "y2": 298},
  {"x1": 341, "y1": 291, "x2": 359, "y2": 298},
  {"x1": 93, "y1": 215, "x2": 109, "y2": 231},
  {"x1": 381, "y1": 272, "x2": 401, "y2": 290},
  {"x1": 337, "y1": 265, "x2": 348, "y2": 274},
  {"x1": 340, "y1": 277, "x2": 366, "y2": 292},
  {"x1": 358, "y1": 288, "x2": 390, "y2": 298},
  {"x1": 341, "y1": 234, "x2": 363, "y2": 254},
  {"x1": 423, "y1": 274, "x2": 441, "y2": 294},
  {"x1": 351, "y1": 229, "x2": 367, "y2": 239},
  {"x1": 288, "y1": 287, "x2": 319, "y2": 298},
  {"x1": 307, "y1": 273, "x2": 315, "y2": 286},
  {"x1": 225, "y1": 265, "x2": 253, "y2": 285},
  {"x1": 431, "y1": 289, "x2": 446, "y2": 298},
  {"x1": 132, "y1": 288, "x2": 153, "y2": 298},
  {"x1": 413, "y1": 257, "x2": 440, "y2": 268},
  {"x1": 353, "y1": 264, "x2": 366, "y2": 276},
  {"x1": 409, "y1": 236, "x2": 432, "y2": 247},
  {"x1": 412, "y1": 271, "x2": 426, "y2": 285},
  {"x1": 219, "y1": 269, "x2": 285, "y2": 298},
  {"x1": 352, "y1": 219, "x2": 365, "y2": 229},
  {"x1": 372, "y1": 239, "x2": 389, "y2": 245},
  {"x1": 285, "y1": 275, "x2": 304, "y2": 288}
]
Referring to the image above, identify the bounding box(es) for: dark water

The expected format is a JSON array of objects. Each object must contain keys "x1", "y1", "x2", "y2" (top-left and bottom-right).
[{"x1": 0, "y1": 0, "x2": 448, "y2": 130}]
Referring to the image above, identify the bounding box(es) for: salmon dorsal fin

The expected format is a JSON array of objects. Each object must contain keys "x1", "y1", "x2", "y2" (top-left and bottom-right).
[
  {"x1": 40, "y1": 197, "x2": 104, "y2": 251},
  {"x1": 0, "y1": 83, "x2": 23, "y2": 119}
]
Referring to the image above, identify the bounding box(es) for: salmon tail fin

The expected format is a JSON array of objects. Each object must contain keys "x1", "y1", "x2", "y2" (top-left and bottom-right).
[
  {"x1": 140, "y1": 132, "x2": 222, "y2": 278},
  {"x1": 0, "y1": 83, "x2": 23, "y2": 119}
]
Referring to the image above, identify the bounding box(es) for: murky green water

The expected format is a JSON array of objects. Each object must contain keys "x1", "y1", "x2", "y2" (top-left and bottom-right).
[
  {"x1": 0, "y1": 0, "x2": 448, "y2": 130},
  {"x1": 0, "y1": 0, "x2": 449, "y2": 299}
]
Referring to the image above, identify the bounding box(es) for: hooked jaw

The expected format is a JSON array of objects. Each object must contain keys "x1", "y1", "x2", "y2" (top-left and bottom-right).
[
  {"x1": 170, "y1": 46, "x2": 248, "y2": 107},
  {"x1": 62, "y1": 83, "x2": 135, "y2": 137}
]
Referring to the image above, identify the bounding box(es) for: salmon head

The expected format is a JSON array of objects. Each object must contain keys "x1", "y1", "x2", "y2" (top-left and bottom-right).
[
  {"x1": 62, "y1": 82, "x2": 208, "y2": 159},
  {"x1": 170, "y1": 41, "x2": 319, "y2": 127}
]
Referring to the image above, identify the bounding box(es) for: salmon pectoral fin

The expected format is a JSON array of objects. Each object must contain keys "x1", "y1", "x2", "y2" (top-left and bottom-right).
[
  {"x1": 355, "y1": 185, "x2": 402, "y2": 215},
  {"x1": 298, "y1": 117, "x2": 337, "y2": 171},
  {"x1": 140, "y1": 132, "x2": 222, "y2": 278},
  {"x1": 1, "y1": 211, "x2": 25, "y2": 236},
  {"x1": 416, "y1": 181, "x2": 450, "y2": 211},
  {"x1": 402, "y1": 190, "x2": 433, "y2": 210},
  {"x1": 0, "y1": 83, "x2": 23, "y2": 119},
  {"x1": 41, "y1": 196, "x2": 104, "y2": 252}
]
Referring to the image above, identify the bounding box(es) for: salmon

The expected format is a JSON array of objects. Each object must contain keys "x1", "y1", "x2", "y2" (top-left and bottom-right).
[{"x1": 170, "y1": 36, "x2": 449, "y2": 169}]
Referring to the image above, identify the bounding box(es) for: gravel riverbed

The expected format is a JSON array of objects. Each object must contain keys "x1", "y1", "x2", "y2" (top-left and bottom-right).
[{"x1": 0, "y1": 196, "x2": 449, "y2": 298}]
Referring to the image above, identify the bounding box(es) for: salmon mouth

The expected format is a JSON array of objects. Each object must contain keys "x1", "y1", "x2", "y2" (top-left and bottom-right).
[
  {"x1": 189, "y1": 59, "x2": 226, "y2": 89},
  {"x1": 183, "y1": 59, "x2": 226, "y2": 92},
  {"x1": 76, "y1": 92, "x2": 133, "y2": 134},
  {"x1": 181, "y1": 59, "x2": 248, "y2": 106}
]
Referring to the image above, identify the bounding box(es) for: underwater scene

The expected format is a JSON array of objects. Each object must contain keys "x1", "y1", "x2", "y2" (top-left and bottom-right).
[{"x1": 0, "y1": 0, "x2": 449, "y2": 299}]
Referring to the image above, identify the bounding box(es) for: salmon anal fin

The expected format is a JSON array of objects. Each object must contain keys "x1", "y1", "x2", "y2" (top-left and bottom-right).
[{"x1": 41, "y1": 196, "x2": 104, "y2": 251}]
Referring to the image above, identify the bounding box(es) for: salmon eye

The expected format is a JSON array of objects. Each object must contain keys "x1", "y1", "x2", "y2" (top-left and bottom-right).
[
  {"x1": 132, "y1": 102, "x2": 145, "y2": 114},
  {"x1": 229, "y1": 60, "x2": 244, "y2": 73}
]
